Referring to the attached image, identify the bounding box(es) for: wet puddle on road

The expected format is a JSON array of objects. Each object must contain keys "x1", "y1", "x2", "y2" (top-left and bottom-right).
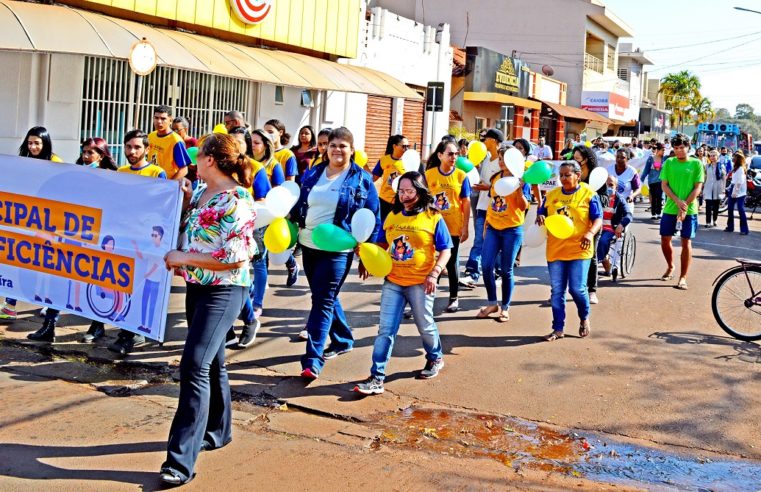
[{"x1": 376, "y1": 407, "x2": 761, "y2": 490}]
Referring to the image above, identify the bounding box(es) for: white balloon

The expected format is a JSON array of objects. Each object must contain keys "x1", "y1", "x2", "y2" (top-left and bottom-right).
[
  {"x1": 253, "y1": 203, "x2": 276, "y2": 228},
  {"x1": 350, "y1": 208, "x2": 376, "y2": 243},
  {"x1": 597, "y1": 152, "x2": 615, "y2": 164},
  {"x1": 466, "y1": 168, "x2": 480, "y2": 187},
  {"x1": 391, "y1": 175, "x2": 401, "y2": 192},
  {"x1": 281, "y1": 180, "x2": 300, "y2": 200},
  {"x1": 523, "y1": 224, "x2": 547, "y2": 248},
  {"x1": 269, "y1": 248, "x2": 293, "y2": 265},
  {"x1": 494, "y1": 176, "x2": 520, "y2": 197},
  {"x1": 401, "y1": 149, "x2": 421, "y2": 172},
  {"x1": 266, "y1": 186, "x2": 297, "y2": 218},
  {"x1": 588, "y1": 166, "x2": 608, "y2": 192},
  {"x1": 503, "y1": 148, "x2": 525, "y2": 178}
]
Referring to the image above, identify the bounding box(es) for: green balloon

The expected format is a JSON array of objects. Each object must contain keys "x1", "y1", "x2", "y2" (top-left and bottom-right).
[
  {"x1": 312, "y1": 223, "x2": 358, "y2": 252},
  {"x1": 287, "y1": 220, "x2": 299, "y2": 249},
  {"x1": 187, "y1": 147, "x2": 199, "y2": 164},
  {"x1": 523, "y1": 161, "x2": 553, "y2": 185},
  {"x1": 455, "y1": 156, "x2": 474, "y2": 173}
]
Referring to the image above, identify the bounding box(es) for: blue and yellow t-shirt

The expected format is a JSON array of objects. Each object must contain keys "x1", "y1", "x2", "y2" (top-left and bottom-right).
[
  {"x1": 373, "y1": 155, "x2": 406, "y2": 203},
  {"x1": 384, "y1": 209, "x2": 453, "y2": 287},
  {"x1": 117, "y1": 162, "x2": 167, "y2": 179},
  {"x1": 309, "y1": 154, "x2": 324, "y2": 169},
  {"x1": 541, "y1": 183, "x2": 602, "y2": 262},
  {"x1": 274, "y1": 148, "x2": 298, "y2": 178},
  {"x1": 486, "y1": 172, "x2": 527, "y2": 230},
  {"x1": 425, "y1": 166, "x2": 471, "y2": 236},
  {"x1": 247, "y1": 159, "x2": 271, "y2": 200},
  {"x1": 258, "y1": 156, "x2": 285, "y2": 187},
  {"x1": 147, "y1": 131, "x2": 191, "y2": 179}
]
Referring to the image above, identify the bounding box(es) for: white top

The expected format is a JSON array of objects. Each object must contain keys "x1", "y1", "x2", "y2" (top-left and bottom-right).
[
  {"x1": 607, "y1": 164, "x2": 637, "y2": 201},
  {"x1": 299, "y1": 167, "x2": 350, "y2": 250},
  {"x1": 536, "y1": 144, "x2": 553, "y2": 160},
  {"x1": 476, "y1": 157, "x2": 502, "y2": 211},
  {"x1": 146, "y1": 243, "x2": 164, "y2": 282},
  {"x1": 703, "y1": 162, "x2": 725, "y2": 200},
  {"x1": 731, "y1": 167, "x2": 747, "y2": 197}
]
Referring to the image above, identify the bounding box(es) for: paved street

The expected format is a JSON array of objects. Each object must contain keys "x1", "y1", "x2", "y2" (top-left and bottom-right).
[{"x1": 1, "y1": 203, "x2": 760, "y2": 489}]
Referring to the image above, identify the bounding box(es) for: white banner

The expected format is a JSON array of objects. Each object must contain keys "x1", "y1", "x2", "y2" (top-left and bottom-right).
[{"x1": 0, "y1": 155, "x2": 182, "y2": 342}]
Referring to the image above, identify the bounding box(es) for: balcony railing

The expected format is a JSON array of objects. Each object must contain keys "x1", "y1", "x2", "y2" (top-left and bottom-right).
[{"x1": 584, "y1": 53, "x2": 604, "y2": 74}]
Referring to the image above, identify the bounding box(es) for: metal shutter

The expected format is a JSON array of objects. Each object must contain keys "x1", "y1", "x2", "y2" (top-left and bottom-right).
[
  {"x1": 365, "y1": 95, "x2": 392, "y2": 165},
  {"x1": 402, "y1": 99, "x2": 425, "y2": 153}
]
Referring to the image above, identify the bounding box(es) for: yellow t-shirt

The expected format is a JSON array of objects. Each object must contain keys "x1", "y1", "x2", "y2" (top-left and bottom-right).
[
  {"x1": 274, "y1": 148, "x2": 297, "y2": 178},
  {"x1": 384, "y1": 209, "x2": 447, "y2": 287},
  {"x1": 309, "y1": 155, "x2": 323, "y2": 169},
  {"x1": 375, "y1": 155, "x2": 406, "y2": 203},
  {"x1": 51, "y1": 154, "x2": 63, "y2": 163},
  {"x1": 425, "y1": 166, "x2": 468, "y2": 236},
  {"x1": 485, "y1": 172, "x2": 527, "y2": 230},
  {"x1": 246, "y1": 158, "x2": 265, "y2": 196},
  {"x1": 147, "y1": 131, "x2": 187, "y2": 179},
  {"x1": 117, "y1": 162, "x2": 167, "y2": 178},
  {"x1": 544, "y1": 183, "x2": 597, "y2": 262}
]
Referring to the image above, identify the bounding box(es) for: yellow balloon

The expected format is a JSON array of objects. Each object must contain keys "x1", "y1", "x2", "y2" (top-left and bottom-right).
[
  {"x1": 354, "y1": 149, "x2": 368, "y2": 166},
  {"x1": 212, "y1": 123, "x2": 228, "y2": 134},
  {"x1": 584, "y1": 141, "x2": 592, "y2": 148},
  {"x1": 359, "y1": 243, "x2": 392, "y2": 277},
  {"x1": 468, "y1": 141, "x2": 488, "y2": 165},
  {"x1": 641, "y1": 183, "x2": 650, "y2": 197},
  {"x1": 263, "y1": 217, "x2": 291, "y2": 254},
  {"x1": 545, "y1": 215, "x2": 574, "y2": 239}
]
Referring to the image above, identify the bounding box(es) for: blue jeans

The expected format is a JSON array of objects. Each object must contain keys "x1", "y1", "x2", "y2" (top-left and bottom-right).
[
  {"x1": 370, "y1": 281, "x2": 443, "y2": 380},
  {"x1": 547, "y1": 259, "x2": 591, "y2": 332},
  {"x1": 464, "y1": 209, "x2": 486, "y2": 278},
  {"x1": 482, "y1": 225, "x2": 523, "y2": 310},
  {"x1": 252, "y1": 228, "x2": 296, "y2": 310},
  {"x1": 141, "y1": 279, "x2": 160, "y2": 329},
  {"x1": 163, "y1": 283, "x2": 245, "y2": 482},
  {"x1": 238, "y1": 281, "x2": 257, "y2": 325},
  {"x1": 597, "y1": 230, "x2": 615, "y2": 262},
  {"x1": 727, "y1": 196, "x2": 749, "y2": 234},
  {"x1": 300, "y1": 246, "x2": 354, "y2": 373}
]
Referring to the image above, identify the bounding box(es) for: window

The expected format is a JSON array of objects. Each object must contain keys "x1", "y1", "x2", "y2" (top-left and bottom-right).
[
  {"x1": 606, "y1": 44, "x2": 616, "y2": 71},
  {"x1": 275, "y1": 85, "x2": 284, "y2": 104},
  {"x1": 80, "y1": 56, "x2": 251, "y2": 165},
  {"x1": 474, "y1": 117, "x2": 486, "y2": 132},
  {"x1": 495, "y1": 105, "x2": 513, "y2": 136},
  {"x1": 301, "y1": 89, "x2": 314, "y2": 107},
  {"x1": 618, "y1": 68, "x2": 629, "y2": 81}
]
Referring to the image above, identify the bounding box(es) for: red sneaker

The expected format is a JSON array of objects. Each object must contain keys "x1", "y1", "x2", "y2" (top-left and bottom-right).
[{"x1": 300, "y1": 367, "x2": 319, "y2": 380}]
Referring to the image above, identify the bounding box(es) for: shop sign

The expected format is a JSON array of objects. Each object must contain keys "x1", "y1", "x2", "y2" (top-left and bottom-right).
[
  {"x1": 230, "y1": 0, "x2": 273, "y2": 24},
  {"x1": 495, "y1": 59, "x2": 520, "y2": 93}
]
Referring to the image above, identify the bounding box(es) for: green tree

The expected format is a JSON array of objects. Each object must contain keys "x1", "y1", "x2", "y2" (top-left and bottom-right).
[
  {"x1": 715, "y1": 108, "x2": 731, "y2": 120},
  {"x1": 689, "y1": 96, "x2": 715, "y2": 124},
  {"x1": 735, "y1": 103, "x2": 755, "y2": 120},
  {"x1": 659, "y1": 70, "x2": 701, "y2": 132}
]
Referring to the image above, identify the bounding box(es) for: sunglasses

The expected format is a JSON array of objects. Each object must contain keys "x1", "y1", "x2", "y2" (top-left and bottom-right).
[
  {"x1": 397, "y1": 144, "x2": 410, "y2": 149},
  {"x1": 442, "y1": 151, "x2": 457, "y2": 157},
  {"x1": 151, "y1": 233, "x2": 160, "y2": 238}
]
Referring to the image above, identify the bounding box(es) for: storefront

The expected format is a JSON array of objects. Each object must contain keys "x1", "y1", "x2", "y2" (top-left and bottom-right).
[
  {"x1": 450, "y1": 47, "x2": 540, "y2": 140},
  {"x1": 633, "y1": 107, "x2": 671, "y2": 140},
  {"x1": 539, "y1": 102, "x2": 612, "y2": 156},
  {"x1": 0, "y1": 0, "x2": 420, "y2": 161}
]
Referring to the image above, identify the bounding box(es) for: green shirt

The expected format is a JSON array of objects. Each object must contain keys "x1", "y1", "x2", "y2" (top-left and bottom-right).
[{"x1": 660, "y1": 157, "x2": 705, "y2": 216}]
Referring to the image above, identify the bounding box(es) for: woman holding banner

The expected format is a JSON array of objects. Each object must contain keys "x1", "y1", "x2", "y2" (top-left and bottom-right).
[{"x1": 159, "y1": 133, "x2": 257, "y2": 485}]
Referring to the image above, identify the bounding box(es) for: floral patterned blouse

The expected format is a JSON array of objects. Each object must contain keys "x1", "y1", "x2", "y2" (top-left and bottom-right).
[{"x1": 180, "y1": 183, "x2": 257, "y2": 286}]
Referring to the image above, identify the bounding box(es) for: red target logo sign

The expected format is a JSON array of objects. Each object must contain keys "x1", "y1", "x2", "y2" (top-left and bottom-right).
[{"x1": 230, "y1": 0, "x2": 273, "y2": 25}]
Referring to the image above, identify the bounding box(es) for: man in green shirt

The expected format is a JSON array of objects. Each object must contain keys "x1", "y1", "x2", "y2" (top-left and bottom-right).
[{"x1": 659, "y1": 133, "x2": 705, "y2": 290}]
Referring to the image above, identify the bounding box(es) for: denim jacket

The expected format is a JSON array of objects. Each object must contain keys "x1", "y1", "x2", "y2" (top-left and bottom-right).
[{"x1": 290, "y1": 161, "x2": 382, "y2": 242}]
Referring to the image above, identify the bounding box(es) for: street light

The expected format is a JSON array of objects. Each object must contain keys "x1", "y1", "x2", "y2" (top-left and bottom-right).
[{"x1": 734, "y1": 6, "x2": 761, "y2": 15}]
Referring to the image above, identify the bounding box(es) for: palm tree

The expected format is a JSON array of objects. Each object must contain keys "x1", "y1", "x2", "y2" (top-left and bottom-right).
[
  {"x1": 690, "y1": 96, "x2": 715, "y2": 124},
  {"x1": 659, "y1": 71, "x2": 701, "y2": 132}
]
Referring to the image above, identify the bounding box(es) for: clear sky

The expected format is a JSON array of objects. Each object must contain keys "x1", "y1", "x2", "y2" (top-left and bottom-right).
[{"x1": 605, "y1": 0, "x2": 761, "y2": 116}]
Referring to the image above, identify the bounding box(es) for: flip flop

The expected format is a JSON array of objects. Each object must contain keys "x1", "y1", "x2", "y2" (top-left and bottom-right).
[
  {"x1": 477, "y1": 306, "x2": 499, "y2": 319},
  {"x1": 497, "y1": 311, "x2": 510, "y2": 323},
  {"x1": 661, "y1": 270, "x2": 674, "y2": 281},
  {"x1": 675, "y1": 278, "x2": 688, "y2": 290},
  {"x1": 544, "y1": 330, "x2": 565, "y2": 341}
]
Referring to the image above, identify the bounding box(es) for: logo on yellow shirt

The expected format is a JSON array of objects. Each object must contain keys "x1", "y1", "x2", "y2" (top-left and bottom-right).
[
  {"x1": 491, "y1": 196, "x2": 507, "y2": 213},
  {"x1": 434, "y1": 192, "x2": 451, "y2": 211},
  {"x1": 391, "y1": 235, "x2": 414, "y2": 261}
]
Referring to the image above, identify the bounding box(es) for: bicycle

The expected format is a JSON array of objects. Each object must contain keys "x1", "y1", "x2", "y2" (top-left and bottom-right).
[{"x1": 711, "y1": 258, "x2": 761, "y2": 341}]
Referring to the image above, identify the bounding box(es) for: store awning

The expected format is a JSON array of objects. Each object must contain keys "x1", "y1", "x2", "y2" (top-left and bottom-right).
[
  {"x1": 464, "y1": 92, "x2": 541, "y2": 110},
  {"x1": 542, "y1": 101, "x2": 613, "y2": 124},
  {"x1": 0, "y1": 0, "x2": 421, "y2": 99}
]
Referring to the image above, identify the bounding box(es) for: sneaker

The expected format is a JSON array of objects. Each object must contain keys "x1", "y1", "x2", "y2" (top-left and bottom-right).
[
  {"x1": 81, "y1": 322, "x2": 105, "y2": 343},
  {"x1": 286, "y1": 264, "x2": 300, "y2": 287},
  {"x1": 458, "y1": 274, "x2": 477, "y2": 289},
  {"x1": 420, "y1": 358, "x2": 444, "y2": 379},
  {"x1": 353, "y1": 376, "x2": 385, "y2": 395},
  {"x1": 445, "y1": 299, "x2": 459, "y2": 313},
  {"x1": 238, "y1": 320, "x2": 260, "y2": 348},
  {"x1": 300, "y1": 367, "x2": 319, "y2": 380},
  {"x1": 323, "y1": 346, "x2": 352, "y2": 360},
  {"x1": 589, "y1": 292, "x2": 599, "y2": 304},
  {"x1": 403, "y1": 308, "x2": 413, "y2": 320},
  {"x1": 225, "y1": 329, "x2": 238, "y2": 348},
  {"x1": 298, "y1": 329, "x2": 309, "y2": 341},
  {"x1": 0, "y1": 306, "x2": 17, "y2": 320},
  {"x1": 651, "y1": 215, "x2": 657, "y2": 220},
  {"x1": 107, "y1": 333, "x2": 145, "y2": 356}
]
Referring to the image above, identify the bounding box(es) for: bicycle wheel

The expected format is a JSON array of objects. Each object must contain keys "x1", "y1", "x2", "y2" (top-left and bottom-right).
[
  {"x1": 623, "y1": 234, "x2": 636, "y2": 277},
  {"x1": 711, "y1": 265, "x2": 761, "y2": 341}
]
